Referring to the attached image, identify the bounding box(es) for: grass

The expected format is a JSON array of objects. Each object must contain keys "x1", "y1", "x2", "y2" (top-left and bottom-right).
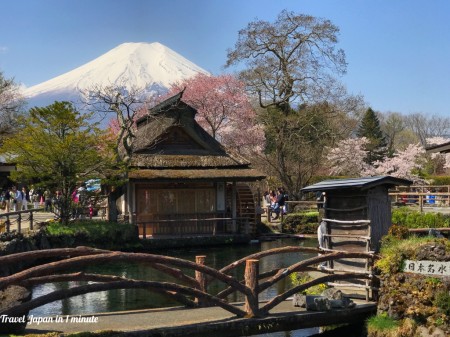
[{"x1": 367, "y1": 313, "x2": 399, "y2": 331}]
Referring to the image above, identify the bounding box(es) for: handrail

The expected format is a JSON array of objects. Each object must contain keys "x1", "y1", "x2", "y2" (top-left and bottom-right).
[
  {"x1": 0, "y1": 246, "x2": 376, "y2": 319},
  {"x1": 0, "y1": 208, "x2": 46, "y2": 233},
  {"x1": 136, "y1": 216, "x2": 251, "y2": 238}
]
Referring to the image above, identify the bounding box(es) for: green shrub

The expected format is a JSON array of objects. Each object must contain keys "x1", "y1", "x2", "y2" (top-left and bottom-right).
[
  {"x1": 391, "y1": 208, "x2": 450, "y2": 229},
  {"x1": 281, "y1": 211, "x2": 319, "y2": 234},
  {"x1": 376, "y1": 237, "x2": 450, "y2": 274},
  {"x1": 289, "y1": 272, "x2": 328, "y2": 295},
  {"x1": 428, "y1": 175, "x2": 450, "y2": 185},
  {"x1": 434, "y1": 291, "x2": 450, "y2": 316},
  {"x1": 45, "y1": 220, "x2": 138, "y2": 248}
]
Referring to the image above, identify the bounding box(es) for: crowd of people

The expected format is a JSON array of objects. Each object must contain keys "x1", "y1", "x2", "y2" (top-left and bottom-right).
[
  {"x1": 0, "y1": 186, "x2": 48, "y2": 213},
  {"x1": 0, "y1": 183, "x2": 99, "y2": 220},
  {"x1": 263, "y1": 187, "x2": 288, "y2": 220}
]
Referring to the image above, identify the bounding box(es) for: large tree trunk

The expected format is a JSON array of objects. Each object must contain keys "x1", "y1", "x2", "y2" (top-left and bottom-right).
[{"x1": 108, "y1": 185, "x2": 125, "y2": 222}]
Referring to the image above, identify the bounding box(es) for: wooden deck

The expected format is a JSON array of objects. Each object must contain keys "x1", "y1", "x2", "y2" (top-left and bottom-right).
[{"x1": 25, "y1": 300, "x2": 377, "y2": 336}]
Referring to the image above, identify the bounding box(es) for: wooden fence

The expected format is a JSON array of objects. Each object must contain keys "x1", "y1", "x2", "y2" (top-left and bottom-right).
[
  {"x1": 0, "y1": 208, "x2": 46, "y2": 234},
  {"x1": 136, "y1": 217, "x2": 251, "y2": 238}
]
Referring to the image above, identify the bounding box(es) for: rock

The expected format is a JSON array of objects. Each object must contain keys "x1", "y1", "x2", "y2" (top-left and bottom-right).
[
  {"x1": 321, "y1": 288, "x2": 344, "y2": 300},
  {"x1": 292, "y1": 293, "x2": 306, "y2": 307},
  {"x1": 0, "y1": 285, "x2": 31, "y2": 334},
  {"x1": 417, "y1": 326, "x2": 447, "y2": 337}
]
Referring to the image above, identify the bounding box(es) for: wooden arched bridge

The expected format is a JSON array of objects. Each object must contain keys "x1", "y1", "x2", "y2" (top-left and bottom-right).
[{"x1": 0, "y1": 246, "x2": 377, "y2": 334}]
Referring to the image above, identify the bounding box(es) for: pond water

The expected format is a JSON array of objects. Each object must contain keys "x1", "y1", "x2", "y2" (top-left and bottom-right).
[{"x1": 30, "y1": 238, "x2": 364, "y2": 336}]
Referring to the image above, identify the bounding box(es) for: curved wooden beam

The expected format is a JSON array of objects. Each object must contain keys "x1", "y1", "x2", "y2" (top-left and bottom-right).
[
  {"x1": 0, "y1": 246, "x2": 111, "y2": 265},
  {"x1": 0, "y1": 252, "x2": 251, "y2": 297},
  {"x1": 18, "y1": 272, "x2": 197, "y2": 308},
  {"x1": 261, "y1": 273, "x2": 372, "y2": 314},
  {"x1": 218, "y1": 246, "x2": 320, "y2": 274},
  {"x1": 2, "y1": 280, "x2": 246, "y2": 318},
  {"x1": 258, "y1": 251, "x2": 375, "y2": 292}
]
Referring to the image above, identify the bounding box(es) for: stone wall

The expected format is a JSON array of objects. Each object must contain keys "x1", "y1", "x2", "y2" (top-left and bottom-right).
[{"x1": 375, "y1": 239, "x2": 450, "y2": 337}]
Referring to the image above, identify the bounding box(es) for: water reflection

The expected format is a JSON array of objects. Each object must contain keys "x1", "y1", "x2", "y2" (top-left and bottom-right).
[{"x1": 31, "y1": 238, "x2": 326, "y2": 336}]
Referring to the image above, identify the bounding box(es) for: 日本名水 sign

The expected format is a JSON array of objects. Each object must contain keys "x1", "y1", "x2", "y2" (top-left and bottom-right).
[{"x1": 403, "y1": 260, "x2": 450, "y2": 276}]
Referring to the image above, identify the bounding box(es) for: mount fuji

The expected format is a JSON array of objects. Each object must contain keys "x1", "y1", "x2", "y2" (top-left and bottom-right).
[{"x1": 23, "y1": 42, "x2": 209, "y2": 108}]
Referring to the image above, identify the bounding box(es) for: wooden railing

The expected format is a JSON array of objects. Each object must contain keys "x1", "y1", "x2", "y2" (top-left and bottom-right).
[
  {"x1": 389, "y1": 192, "x2": 450, "y2": 212},
  {"x1": 0, "y1": 208, "x2": 45, "y2": 234},
  {"x1": 136, "y1": 217, "x2": 250, "y2": 238},
  {"x1": 0, "y1": 246, "x2": 375, "y2": 319}
]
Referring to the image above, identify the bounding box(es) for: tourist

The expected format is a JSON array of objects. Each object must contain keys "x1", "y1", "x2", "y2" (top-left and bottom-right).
[
  {"x1": 21, "y1": 187, "x2": 29, "y2": 210},
  {"x1": 44, "y1": 189, "x2": 53, "y2": 212},
  {"x1": 272, "y1": 187, "x2": 286, "y2": 220},
  {"x1": 11, "y1": 186, "x2": 22, "y2": 212},
  {"x1": 2, "y1": 188, "x2": 10, "y2": 213}
]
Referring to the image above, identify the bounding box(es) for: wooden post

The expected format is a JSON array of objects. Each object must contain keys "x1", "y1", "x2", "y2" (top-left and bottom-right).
[
  {"x1": 6, "y1": 216, "x2": 10, "y2": 233},
  {"x1": 29, "y1": 210, "x2": 34, "y2": 231},
  {"x1": 232, "y1": 182, "x2": 237, "y2": 233},
  {"x1": 244, "y1": 259, "x2": 260, "y2": 317},
  {"x1": 17, "y1": 212, "x2": 21, "y2": 233},
  {"x1": 419, "y1": 195, "x2": 423, "y2": 213},
  {"x1": 195, "y1": 255, "x2": 207, "y2": 306},
  {"x1": 142, "y1": 222, "x2": 146, "y2": 239}
]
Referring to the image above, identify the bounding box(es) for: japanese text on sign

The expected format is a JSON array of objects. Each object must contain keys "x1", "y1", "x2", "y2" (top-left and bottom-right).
[{"x1": 403, "y1": 260, "x2": 450, "y2": 276}]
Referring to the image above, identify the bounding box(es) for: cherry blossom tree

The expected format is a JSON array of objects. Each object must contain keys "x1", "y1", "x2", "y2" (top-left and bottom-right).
[
  {"x1": 327, "y1": 137, "x2": 426, "y2": 182},
  {"x1": 167, "y1": 73, "x2": 265, "y2": 155},
  {"x1": 363, "y1": 143, "x2": 425, "y2": 181},
  {"x1": 326, "y1": 137, "x2": 370, "y2": 175}
]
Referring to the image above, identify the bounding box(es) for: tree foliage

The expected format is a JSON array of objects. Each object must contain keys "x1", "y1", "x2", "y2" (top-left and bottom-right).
[
  {"x1": 357, "y1": 108, "x2": 388, "y2": 164},
  {"x1": 261, "y1": 103, "x2": 339, "y2": 198},
  {"x1": 0, "y1": 71, "x2": 25, "y2": 140},
  {"x1": 225, "y1": 10, "x2": 363, "y2": 197},
  {"x1": 327, "y1": 137, "x2": 425, "y2": 182},
  {"x1": 167, "y1": 73, "x2": 265, "y2": 155},
  {"x1": 0, "y1": 102, "x2": 112, "y2": 224},
  {"x1": 405, "y1": 113, "x2": 450, "y2": 146},
  {"x1": 82, "y1": 82, "x2": 153, "y2": 163},
  {"x1": 226, "y1": 10, "x2": 347, "y2": 111}
]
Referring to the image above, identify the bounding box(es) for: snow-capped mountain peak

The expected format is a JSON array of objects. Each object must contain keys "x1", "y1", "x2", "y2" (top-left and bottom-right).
[{"x1": 23, "y1": 42, "x2": 209, "y2": 106}]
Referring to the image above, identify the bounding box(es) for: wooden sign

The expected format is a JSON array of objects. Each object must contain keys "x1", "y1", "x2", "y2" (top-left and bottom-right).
[{"x1": 403, "y1": 260, "x2": 450, "y2": 276}]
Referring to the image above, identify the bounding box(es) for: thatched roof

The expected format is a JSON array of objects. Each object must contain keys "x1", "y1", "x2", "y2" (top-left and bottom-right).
[
  {"x1": 128, "y1": 92, "x2": 265, "y2": 181},
  {"x1": 129, "y1": 168, "x2": 266, "y2": 181}
]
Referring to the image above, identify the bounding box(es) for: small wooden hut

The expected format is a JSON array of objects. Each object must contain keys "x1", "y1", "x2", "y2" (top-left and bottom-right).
[
  {"x1": 119, "y1": 92, "x2": 265, "y2": 237},
  {"x1": 302, "y1": 176, "x2": 412, "y2": 299}
]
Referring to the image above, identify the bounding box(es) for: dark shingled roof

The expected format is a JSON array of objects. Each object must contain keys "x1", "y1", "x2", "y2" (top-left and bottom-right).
[{"x1": 301, "y1": 176, "x2": 412, "y2": 193}]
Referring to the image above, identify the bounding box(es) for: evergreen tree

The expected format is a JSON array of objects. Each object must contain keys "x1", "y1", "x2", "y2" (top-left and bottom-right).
[{"x1": 357, "y1": 108, "x2": 388, "y2": 165}]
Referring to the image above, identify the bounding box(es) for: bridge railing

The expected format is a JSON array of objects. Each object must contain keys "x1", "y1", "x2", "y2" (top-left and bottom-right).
[
  {"x1": 0, "y1": 246, "x2": 375, "y2": 319},
  {"x1": 0, "y1": 208, "x2": 46, "y2": 234}
]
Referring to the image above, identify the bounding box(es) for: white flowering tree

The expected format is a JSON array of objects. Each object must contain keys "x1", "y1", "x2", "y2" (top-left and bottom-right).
[
  {"x1": 327, "y1": 137, "x2": 370, "y2": 175},
  {"x1": 363, "y1": 143, "x2": 425, "y2": 181},
  {"x1": 327, "y1": 137, "x2": 426, "y2": 182}
]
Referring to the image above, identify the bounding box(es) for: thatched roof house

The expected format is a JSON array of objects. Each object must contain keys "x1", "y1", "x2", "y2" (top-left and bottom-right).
[{"x1": 121, "y1": 92, "x2": 265, "y2": 237}]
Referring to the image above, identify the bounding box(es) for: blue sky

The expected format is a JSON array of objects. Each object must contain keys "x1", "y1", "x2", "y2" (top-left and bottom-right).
[{"x1": 1, "y1": 0, "x2": 450, "y2": 116}]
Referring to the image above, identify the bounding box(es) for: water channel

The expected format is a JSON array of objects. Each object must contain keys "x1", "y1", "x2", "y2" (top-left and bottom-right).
[{"x1": 30, "y1": 238, "x2": 365, "y2": 336}]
